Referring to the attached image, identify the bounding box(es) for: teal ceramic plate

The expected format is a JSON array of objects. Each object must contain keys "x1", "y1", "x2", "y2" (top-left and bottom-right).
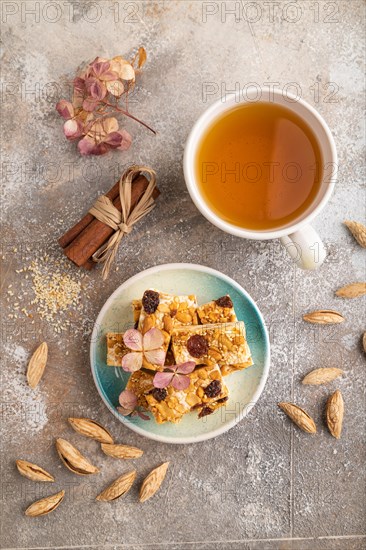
[{"x1": 90, "y1": 263, "x2": 270, "y2": 444}]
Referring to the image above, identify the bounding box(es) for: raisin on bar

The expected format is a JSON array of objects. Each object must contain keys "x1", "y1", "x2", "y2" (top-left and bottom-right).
[
  {"x1": 137, "y1": 289, "x2": 199, "y2": 335},
  {"x1": 171, "y1": 321, "x2": 253, "y2": 376},
  {"x1": 125, "y1": 364, "x2": 229, "y2": 424},
  {"x1": 197, "y1": 295, "x2": 237, "y2": 325}
]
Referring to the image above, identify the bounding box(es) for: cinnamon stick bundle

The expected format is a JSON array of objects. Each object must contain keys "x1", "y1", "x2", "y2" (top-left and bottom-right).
[{"x1": 59, "y1": 172, "x2": 159, "y2": 269}]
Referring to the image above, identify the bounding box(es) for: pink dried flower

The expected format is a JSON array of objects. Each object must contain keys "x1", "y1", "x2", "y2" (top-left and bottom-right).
[
  {"x1": 85, "y1": 76, "x2": 107, "y2": 100},
  {"x1": 117, "y1": 389, "x2": 150, "y2": 420},
  {"x1": 153, "y1": 362, "x2": 195, "y2": 391},
  {"x1": 118, "y1": 389, "x2": 137, "y2": 415},
  {"x1": 73, "y1": 77, "x2": 86, "y2": 92},
  {"x1": 55, "y1": 49, "x2": 155, "y2": 156},
  {"x1": 78, "y1": 118, "x2": 131, "y2": 155},
  {"x1": 133, "y1": 410, "x2": 150, "y2": 421},
  {"x1": 63, "y1": 119, "x2": 84, "y2": 141},
  {"x1": 82, "y1": 97, "x2": 99, "y2": 112},
  {"x1": 56, "y1": 100, "x2": 74, "y2": 119},
  {"x1": 122, "y1": 328, "x2": 165, "y2": 372},
  {"x1": 89, "y1": 58, "x2": 118, "y2": 81}
]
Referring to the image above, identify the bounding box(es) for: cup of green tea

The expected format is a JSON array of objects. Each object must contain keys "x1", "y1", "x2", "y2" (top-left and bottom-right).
[{"x1": 184, "y1": 87, "x2": 337, "y2": 269}]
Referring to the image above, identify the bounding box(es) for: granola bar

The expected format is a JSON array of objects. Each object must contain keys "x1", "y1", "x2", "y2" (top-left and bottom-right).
[
  {"x1": 137, "y1": 289, "x2": 199, "y2": 335},
  {"x1": 125, "y1": 370, "x2": 152, "y2": 409},
  {"x1": 197, "y1": 295, "x2": 237, "y2": 325},
  {"x1": 106, "y1": 333, "x2": 128, "y2": 367},
  {"x1": 125, "y1": 365, "x2": 228, "y2": 424},
  {"x1": 171, "y1": 321, "x2": 253, "y2": 375},
  {"x1": 132, "y1": 299, "x2": 142, "y2": 325}
]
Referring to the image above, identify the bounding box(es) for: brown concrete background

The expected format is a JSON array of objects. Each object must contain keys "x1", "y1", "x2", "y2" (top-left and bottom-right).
[{"x1": 0, "y1": 1, "x2": 365, "y2": 549}]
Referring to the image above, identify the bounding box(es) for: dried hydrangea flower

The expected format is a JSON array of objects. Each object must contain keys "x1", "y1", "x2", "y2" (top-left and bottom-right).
[
  {"x1": 55, "y1": 48, "x2": 154, "y2": 156},
  {"x1": 153, "y1": 362, "x2": 196, "y2": 391},
  {"x1": 117, "y1": 389, "x2": 137, "y2": 415},
  {"x1": 122, "y1": 328, "x2": 165, "y2": 372},
  {"x1": 117, "y1": 389, "x2": 150, "y2": 421}
]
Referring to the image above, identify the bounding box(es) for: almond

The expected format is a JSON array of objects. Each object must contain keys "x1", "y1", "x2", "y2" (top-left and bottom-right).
[
  {"x1": 68, "y1": 418, "x2": 113, "y2": 444},
  {"x1": 101, "y1": 443, "x2": 143, "y2": 459},
  {"x1": 142, "y1": 315, "x2": 155, "y2": 334},
  {"x1": 278, "y1": 402, "x2": 316, "y2": 434},
  {"x1": 26, "y1": 342, "x2": 48, "y2": 389},
  {"x1": 335, "y1": 282, "x2": 366, "y2": 299},
  {"x1": 16, "y1": 460, "x2": 54, "y2": 482},
  {"x1": 96, "y1": 470, "x2": 136, "y2": 502},
  {"x1": 175, "y1": 311, "x2": 192, "y2": 324},
  {"x1": 25, "y1": 490, "x2": 65, "y2": 517},
  {"x1": 132, "y1": 300, "x2": 142, "y2": 322},
  {"x1": 55, "y1": 438, "x2": 99, "y2": 476},
  {"x1": 139, "y1": 462, "x2": 169, "y2": 503},
  {"x1": 219, "y1": 333, "x2": 234, "y2": 351},
  {"x1": 302, "y1": 310, "x2": 344, "y2": 324},
  {"x1": 326, "y1": 389, "x2": 344, "y2": 439},
  {"x1": 302, "y1": 367, "x2": 343, "y2": 386},
  {"x1": 208, "y1": 349, "x2": 222, "y2": 361},
  {"x1": 163, "y1": 314, "x2": 173, "y2": 333},
  {"x1": 344, "y1": 220, "x2": 366, "y2": 248}
]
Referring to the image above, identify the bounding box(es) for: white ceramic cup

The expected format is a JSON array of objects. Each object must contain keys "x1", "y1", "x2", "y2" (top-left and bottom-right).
[{"x1": 183, "y1": 87, "x2": 337, "y2": 270}]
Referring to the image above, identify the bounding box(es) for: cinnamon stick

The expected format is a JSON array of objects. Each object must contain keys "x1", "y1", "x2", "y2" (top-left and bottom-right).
[
  {"x1": 82, "y1": 259, "x2": 95, "y2": 270},
  {"x1": 63, "y1": 174, "x2": 159, "y2": 268},
  {"x1": 58, "y1": 172, "x2": 140, "y2": 248}
]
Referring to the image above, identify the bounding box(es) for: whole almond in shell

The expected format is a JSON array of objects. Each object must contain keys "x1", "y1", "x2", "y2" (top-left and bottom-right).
[
  {"x1": 278, "y1": 402, "x2": 316, "y2": 434},
  {"x1": 139, "y1": 462, "x2": 170, "y2": 503},
  {"x1": 96, "y1": 470, "x2": 136, "y2": 502},
  {"x1": 16, "y1": 460, "x2": 54, "y2": 482},
  {"x1": 302, "y1": 367, "x2": 343, "y2": 386},
  {"x1": 101, "y1": 443, "x2": 143, "y2": 459},
  {"x1": 326, "y1": 389, "x2": 344, "y2": 439},
  {"x1": 344, "y1": 220, "x2": 366, "y2": 248},
  {"x1": 303, "y1": 310, "x2": 344, "y2": 324},
  {"x1": 26, "y1": 342, "x2": 48, "y2": 389},
  {"x1": 335, "y1": 283, "x2": 366, "y2": 299},
  {"x1": 25, "y1": 490, "x2": 65, "y2": 517},
  {"x1": 68, "y1": 418, "x2": 113, "y2": 444},
  {"x1": 55, "y1": 438, "x2": 99, "y2": 475}
]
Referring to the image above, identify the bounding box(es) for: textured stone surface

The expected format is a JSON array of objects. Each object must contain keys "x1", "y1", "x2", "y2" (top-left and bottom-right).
[{"x1": 0, "y1": 1, "x2": 365, "y2": 549}]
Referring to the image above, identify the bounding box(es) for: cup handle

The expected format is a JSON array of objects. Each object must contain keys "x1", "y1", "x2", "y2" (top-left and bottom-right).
[{"x1": 280, "y1": 225, "x2": 326, "y2": 270}]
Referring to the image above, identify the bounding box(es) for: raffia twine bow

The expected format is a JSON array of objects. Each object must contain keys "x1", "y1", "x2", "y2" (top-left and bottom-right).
[{"x1": 89, "y1": 165, "x2": 157, "y2": 280}]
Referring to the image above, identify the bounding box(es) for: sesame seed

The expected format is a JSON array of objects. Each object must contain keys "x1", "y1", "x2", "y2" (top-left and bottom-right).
[{"x1": 8, "y1": 251, "x2": 84, "y2": 333}]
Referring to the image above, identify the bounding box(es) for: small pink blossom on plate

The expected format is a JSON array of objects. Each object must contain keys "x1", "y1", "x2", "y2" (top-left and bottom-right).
[
  {"x1": 117, "y1": 389, "x2": 150, "y2": 420},
  {"x1": 122, "y1": 328, "x2": 165, "y2": 373},
  {"x1": 153, "y1": 362, "x2": 195, "y2": 390},
  {"x1": 132, "y1": 410, "x2": 150, "y2": 421},
  {"x1": 117, "y1": 389, "x2": 137, "y2": 415}
]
